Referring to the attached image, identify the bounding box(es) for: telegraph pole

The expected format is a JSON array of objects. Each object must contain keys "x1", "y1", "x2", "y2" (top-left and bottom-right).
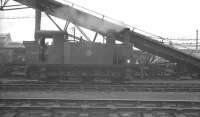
[{"x1": 196, "y1": 30, "x2": 198, "y2": 50}]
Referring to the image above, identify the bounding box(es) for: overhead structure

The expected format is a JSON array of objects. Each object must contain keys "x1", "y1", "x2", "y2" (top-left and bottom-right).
[
  {"x1": 14, "y1": 0, "x2": 200, "y2": 70},
  {"x1": 13, "y1": 0, "x2": 126, "y2": 34},
  {"x1": 0, "y1": 0, "x2": 29, "y2": 10}
]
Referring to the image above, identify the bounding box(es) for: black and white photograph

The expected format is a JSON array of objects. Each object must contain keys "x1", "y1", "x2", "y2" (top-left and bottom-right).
[{"x1": 0, "y1": 0, "x2": 200, "y2": 116}]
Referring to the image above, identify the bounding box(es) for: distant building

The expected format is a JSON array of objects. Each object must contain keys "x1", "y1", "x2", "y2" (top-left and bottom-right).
[
  {"x1": 0, "y1": 33, "x2": 11, "y2": 47},
  {"x1": 0, "y1": 33, "x2": 25, "y2": 63},
  {"x1": 0, "y1": 33, "x2": 24, "y2": 48},
  {"x1": 6, "y1": 42, "x2": 24, "y2": 48}
]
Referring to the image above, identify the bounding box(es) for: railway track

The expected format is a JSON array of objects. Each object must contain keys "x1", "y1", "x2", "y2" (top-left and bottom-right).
[
  {"x1": 1, "y1": 83, "x2": 200, "y2": 92},
  {"x1": 0, "y1": 99, "x2": 200, "y2": 117},
  {"x1": 1, "y1": 65, "x2": 200, "y2": 116}
]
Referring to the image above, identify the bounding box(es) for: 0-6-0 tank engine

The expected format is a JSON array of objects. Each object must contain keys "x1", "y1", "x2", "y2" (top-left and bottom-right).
[{"x1": 1, "y1": 30, "x2": 193, "y2": 84}]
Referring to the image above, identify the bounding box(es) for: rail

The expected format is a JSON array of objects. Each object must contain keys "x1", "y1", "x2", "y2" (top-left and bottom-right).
[
  {"x1": 1, "y1": 83, "x2": 200, "y2": 92},
  {"x1": 0, "y1": 99, "x2": 200, "y2": 116}
]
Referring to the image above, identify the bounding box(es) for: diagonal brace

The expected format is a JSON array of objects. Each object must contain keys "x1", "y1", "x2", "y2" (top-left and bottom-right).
[
  {"x1": 74, "y1": 25, "x2": 91, "y2": 42},
  {"x1": 45, "y1": 13, "x2": 63, "y2": 31}
]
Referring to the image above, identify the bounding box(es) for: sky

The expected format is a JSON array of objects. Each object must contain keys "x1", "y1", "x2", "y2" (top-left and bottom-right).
[{"x1": 0, "y1": 0, "x2": 200, "y2": 42}]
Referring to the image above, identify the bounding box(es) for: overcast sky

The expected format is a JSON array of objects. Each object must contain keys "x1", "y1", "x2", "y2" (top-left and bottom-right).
[{"x1": 0, "y1": 0, "x2": 200, "y2": 42}]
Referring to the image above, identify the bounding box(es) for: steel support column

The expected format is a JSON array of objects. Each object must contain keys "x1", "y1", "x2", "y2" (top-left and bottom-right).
[
  {"x1": 35, "y1": 10, "x2": 41, "y2": 41},
  {"x1": 93, "y1": 32, "x2": 98, "y2": 42}
]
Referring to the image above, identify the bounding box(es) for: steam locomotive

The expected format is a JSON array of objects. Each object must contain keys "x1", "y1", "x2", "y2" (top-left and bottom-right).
[{"x1": 0, "y1": 31, "x2": 192, "y2": 83}]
